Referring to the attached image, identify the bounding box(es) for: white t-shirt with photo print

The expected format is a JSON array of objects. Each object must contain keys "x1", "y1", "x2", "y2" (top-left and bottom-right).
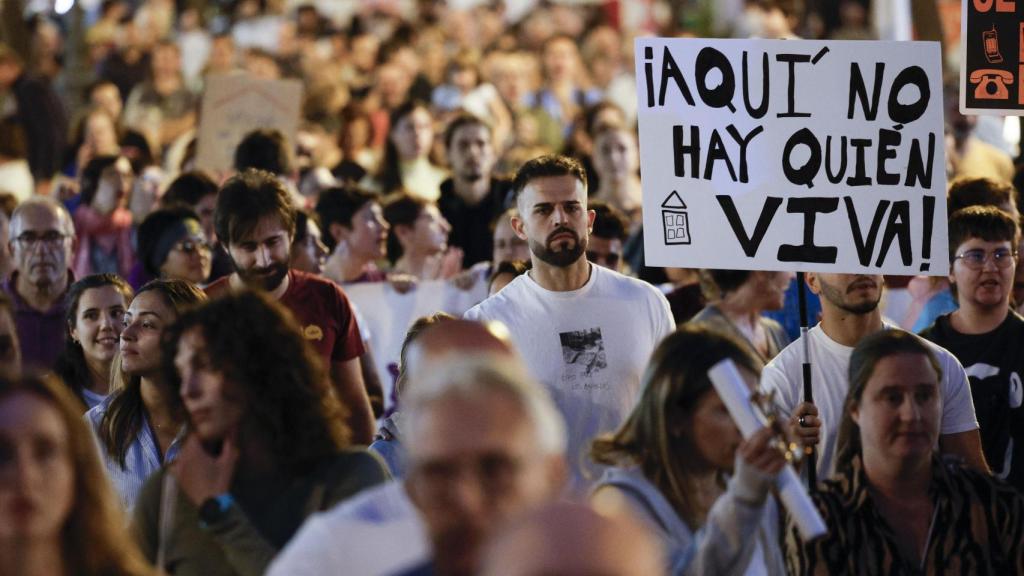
[{"x1": 465, "y1": 263, "x2": 675, "y2": 489}]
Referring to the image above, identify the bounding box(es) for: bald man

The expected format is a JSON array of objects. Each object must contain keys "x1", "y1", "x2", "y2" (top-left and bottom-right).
[
  {"x1": 481, "y1": 502, "x2": 664, "y2": 576},
  {"x1": 268, "y1": 318, "x2": 524, "y2": 576}
]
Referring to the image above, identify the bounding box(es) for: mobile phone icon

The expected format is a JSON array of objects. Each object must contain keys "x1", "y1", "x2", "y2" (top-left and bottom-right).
[{"x1": 984, "y1": 25, "x2": 1003, "y2": 64}]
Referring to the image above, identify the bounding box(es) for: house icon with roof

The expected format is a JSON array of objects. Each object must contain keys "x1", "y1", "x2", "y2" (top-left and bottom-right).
[{"x1": 661, "y1": 191, "x2": 690, "y2": 245}]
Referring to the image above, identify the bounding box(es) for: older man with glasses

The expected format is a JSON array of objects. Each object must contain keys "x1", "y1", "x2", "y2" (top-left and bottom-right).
[{"x1": 2, "y1": 197, "x2": 76, "y2": 369}]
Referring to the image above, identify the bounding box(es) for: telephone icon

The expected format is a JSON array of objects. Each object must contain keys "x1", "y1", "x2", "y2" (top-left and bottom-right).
[
  {"x1": 970, "y1": 69, "x2": 1013, "y2": 100},
  {"x1": 984, "y1": 25, "x2": 1003, "y2": 63}
]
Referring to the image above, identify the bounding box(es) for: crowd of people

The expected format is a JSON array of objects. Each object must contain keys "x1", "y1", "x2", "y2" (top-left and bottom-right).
[{"x1": 1, "y1": 0, "x2": 1024, "y2": 575}]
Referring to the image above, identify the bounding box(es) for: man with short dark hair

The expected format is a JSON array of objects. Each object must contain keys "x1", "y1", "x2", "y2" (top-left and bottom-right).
[
  {"x1": 763, "y1": 269, "x2": 986, "y2": 479},
  {"x1": 921, "y1": 206, "x2": 1024, "y2": 490},
  {"x1": 2, "y1": 197, "x2": 75, "y2": 368},
  {"x1": 465, "y1": 155, "x2": 674, "y2": 488},
  {"x1": 586, "y1": 200, "x2": 628, "y2": 273},
  {"x1": 205, "y1": 169, "x2": 375, "y2": 442},
  {"x1": 438, "y1": 113, "x2": 513, "y2": 267}
]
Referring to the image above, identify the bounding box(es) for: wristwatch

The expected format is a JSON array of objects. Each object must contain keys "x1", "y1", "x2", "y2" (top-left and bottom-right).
[{"x1": 198, "y1": 493, "x2": 234, "y2": 527}]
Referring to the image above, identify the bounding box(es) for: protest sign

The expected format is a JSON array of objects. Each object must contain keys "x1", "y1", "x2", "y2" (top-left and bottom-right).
[
  {"x1": 961, "y1": 0, "x2": 1024, "y2": 114},
  {"x1": 344, "y1": 278, "x2": 489, "y2": 413},
  {"x1": 635, "y1": 38, "x2": 948, "y2": 275},
  {"x1": 195, "y1": 75, "x2": 303, "y2": 173}
]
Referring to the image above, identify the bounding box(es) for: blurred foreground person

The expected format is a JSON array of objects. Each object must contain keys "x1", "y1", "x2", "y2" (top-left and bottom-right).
[
  {"x1": 591, "y1": 326, "x2": 787, "y2": 574},
  {"x1": 133, "y1": 291, "x2": 388, "y2": 576},
  {"x1": 480, "y1": 501, "x2": 664, "y2": 576},
  {"x1": 0, "y1": 372, "x2": 154, "y2": 576},
  {"x1": 787, "y1": 330, "x2": 1024, "y2": 574}
]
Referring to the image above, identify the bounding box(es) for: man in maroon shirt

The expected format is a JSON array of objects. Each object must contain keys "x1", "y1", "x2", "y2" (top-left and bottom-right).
[{"x1": 206, "y1": 169, "x2": 375, "y2": 443}]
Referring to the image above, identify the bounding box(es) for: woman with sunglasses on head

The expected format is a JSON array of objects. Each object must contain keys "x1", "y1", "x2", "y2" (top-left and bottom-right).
[
  {"x1": 54, "y1": 274, "x2": 133, "y2": 411},
  {"x1": 135, "y1": 205, "x2": 213, "y2": 288},
  {"x1": 0, "y1": 372, "x2": 155, "y2": 576},
  {"x1": 86, "y1": 279, "x2": 207, "y2": 511},
  {"x1": 590, "y1": 325, "x2": 789, "y2": 575}
]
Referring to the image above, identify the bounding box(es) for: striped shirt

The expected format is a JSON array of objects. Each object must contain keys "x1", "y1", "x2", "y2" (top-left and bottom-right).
[
  {"x1": 786, "y1": 455, "x2": 1024, "y2": 575},
  {"x1": 85, "y1": 395, "x2": 182, "y2": 511}
]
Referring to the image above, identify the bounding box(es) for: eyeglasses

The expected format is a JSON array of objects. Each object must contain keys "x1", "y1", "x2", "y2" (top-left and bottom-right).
[
  {"x1": 14, "y1": 231, "x2": 68, "y2": 248},
  {"x1": 954, "y1": 248, "x2": 1017, "y2": 270},
  {"x1": 173, "y1": 239, "x2": 211, "y2": 255}
]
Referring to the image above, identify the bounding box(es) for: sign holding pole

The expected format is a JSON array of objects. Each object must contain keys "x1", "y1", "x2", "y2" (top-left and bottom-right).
[{"x1": 635, "y1": 38, "x2": 949, "y2": 276}]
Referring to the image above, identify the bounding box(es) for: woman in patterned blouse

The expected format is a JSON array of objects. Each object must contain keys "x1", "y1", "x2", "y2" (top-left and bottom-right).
[{"x1": 786, "y1": 329, "x2": 1024, "y2": 575}]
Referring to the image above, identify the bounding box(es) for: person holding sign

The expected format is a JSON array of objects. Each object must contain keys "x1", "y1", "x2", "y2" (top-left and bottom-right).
[
  {"x1": 786, "y1": 329, "x2": 1024, "y2": 575},
  {"x1": 920, "y1": 206, "x2": 1024, "y2": 492},
  {"x1": 761, "y1": 273, "x2": 986, "y2": 480},
  {"x1": 590, "y1": 326, "x2": 789, "y2": 575},
  {"x1": 464, "y1": 155, "x2": 674, "y2": 489}
]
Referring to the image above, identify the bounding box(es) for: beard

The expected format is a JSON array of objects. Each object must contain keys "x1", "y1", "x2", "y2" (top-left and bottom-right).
[
  {"x1": 529, "y1": 227, "x2": 586, "y2": 268},
  {"x1": 235, "y1": 261, "x2": 289, "y2": 291},
  {"x1": 818, "y1": 276, "x2": 881, "y2": 315}
]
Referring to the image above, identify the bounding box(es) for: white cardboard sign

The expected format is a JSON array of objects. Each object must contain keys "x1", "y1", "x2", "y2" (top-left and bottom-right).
[
  {"x1": 636, "y1": 38, "x2": 949, "y2": 275},
  {"x1": 195, "y1": 74, "x2": 304, "y2": 173}
]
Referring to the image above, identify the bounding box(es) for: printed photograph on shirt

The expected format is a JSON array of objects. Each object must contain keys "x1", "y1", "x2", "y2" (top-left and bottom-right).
[{"x1": 559, "y1": 328, "x2": 609, "y2": 390}]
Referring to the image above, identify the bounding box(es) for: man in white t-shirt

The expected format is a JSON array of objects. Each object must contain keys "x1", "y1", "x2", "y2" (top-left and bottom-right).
[
  {"x1": 762, "y1": 273, "x2": 987, "y2": 480},
  {"x1": 465, "y1": 155, "x2": 675, "y2": 489}
]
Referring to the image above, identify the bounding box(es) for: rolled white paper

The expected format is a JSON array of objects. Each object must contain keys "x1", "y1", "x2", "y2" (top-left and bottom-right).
[{"x1": 708, "y1": 359, "x2": 827, "y2": 541}]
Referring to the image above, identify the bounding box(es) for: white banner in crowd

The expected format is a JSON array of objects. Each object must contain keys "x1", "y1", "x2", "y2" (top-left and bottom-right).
[
  {"x1": 344, "y1": 279, "x2": 490, "y2": 413},
  {"x1": 635, "y1": 38, "x2": 949, "y2": 275},
  {"x1": 195, "y1": 75, "x2": 304, "y2": 173}
]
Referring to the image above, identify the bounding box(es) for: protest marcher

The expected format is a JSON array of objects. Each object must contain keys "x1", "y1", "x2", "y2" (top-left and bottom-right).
[
  {"x1": 53, "y1": 274, "x2": 133, "y2": 410},
  {"x1": 289, "y1": 209, "x2": 329, "y2": 276},
  {"x1": 3, "y1": 197, "x2": 76, "y2": 369},
  {"x1": 920, "y1": 206, "x2": 1024, "y2": 490},
  {"x1": 786, "y1": 329, "x2": 1024, "y2": 574},
  {"x1": 398, "y1": 356, "x2": 568, "y2": 576},
  {"x1": 65, "y1": 108, "x2": 122, "y2": 179},
  {"x1": 0, "y1": 292, "x2": 20, "y2": 378},
  {"x1": 161, "y1": 171, "x2": 232, "y2": 283},
  {"x1": 534, "y1": 35, "x2": 602, "y2": 137},
  {"x1": 382, "y1": 192, "x2": 460, "y2": 281},
  {"x1": 465, "y1": 154, "x2": 674, "y2": 488},
  {"x1": 316, "y1": 185, "x2": 389, "y2": 284},
  {"x1": 0, "y1": 43, "x2": 67, "y2": 195},
  {"x1": 480, "y1": 502, "x2": 664, "y2": 576},
  {"x1": 133, "y1": 290, "x2": 389, "y2": 576},
  {"x1": 590, "y1": 326, "x2": 788, "y2": 574},
  {"x1": 205, "y1": 169, "x2": 376, "y2": 443},
  {"x1": 87, "y1": 279, "x2": 205, "y2": 510},
  {"x1": 762, "y1": 273, "x2": 986, "y2": 479},
  {"x1": 332, "y1": 103, "x2": 378, "y2": 184},
  {"x1": 373, "y1": 100, "x2": 448, "y2": 202},
  {"x1": 490, "y1": 207, "x2": 530, "y2": 265},
  {"x1": 0, "y1": 372, "x2": 155, "y2": 576},
  {"x1": 586, "y1": 200, "x2": 628, "y2": 273},
  {"x1": 905, "y1": 177, "x2": 1020, "y2": 332},
  {"x1": 438, "y1": 113, "x2": 513, "y2": 268},
  {"x1": 72, "y1": 155, "x2": 135, "y2": 279},
  {"x1": 690, "y1": 270, "x2": 793, "y2": 363},
  {"x1": 368, "y1": 312, "x2": 457, "y2": 477},
  {"x1": 136, "y1": 206, "x2": 212, "y2": 287},
  {"x1": 590, "y1": 123, "x2": 642, "y2": 225},
  {"x1": 268, "y1": 319, "x2": 520, "y2": 576},
  {"x1": 122, "y1": 39, "x2": 197, "y2": 155}
]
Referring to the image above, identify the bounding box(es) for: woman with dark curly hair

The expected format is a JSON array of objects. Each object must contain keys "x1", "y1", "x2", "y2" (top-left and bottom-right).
[
  {"x1": 0, "y1": 372, "x2": 155, "y2": 576},
  {"x1": 132, "y1": 290, "x2": 389, "y2": 576}
]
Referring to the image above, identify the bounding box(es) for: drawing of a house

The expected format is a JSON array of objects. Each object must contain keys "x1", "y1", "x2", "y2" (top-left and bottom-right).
[{"x1": 661, "y1": 191, "x2": 690, "y2": 245}]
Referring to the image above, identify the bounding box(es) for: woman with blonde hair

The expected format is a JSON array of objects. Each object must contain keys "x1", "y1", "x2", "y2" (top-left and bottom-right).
[
  {"x1": 590, "y1": 325, "x2": 788, "y2": 574},
  {"x1": 0, "y1": 372, "x2": 154, "y2": 576}
]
